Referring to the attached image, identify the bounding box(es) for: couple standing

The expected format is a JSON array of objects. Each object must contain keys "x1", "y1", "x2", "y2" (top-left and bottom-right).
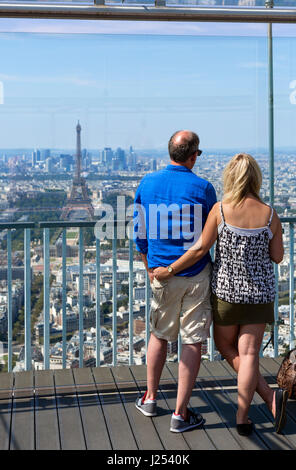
[{"x1": 133, "y1": 130, "x2": 288, "y2": 437}]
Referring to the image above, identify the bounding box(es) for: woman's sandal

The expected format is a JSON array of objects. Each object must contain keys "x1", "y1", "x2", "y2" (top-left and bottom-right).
[
  {"x1": 274, "y1": 389, "x2": 289, "y2": 434},
  {"x1": 236, "y1": 418, "x2": 254, "y2": 436}
]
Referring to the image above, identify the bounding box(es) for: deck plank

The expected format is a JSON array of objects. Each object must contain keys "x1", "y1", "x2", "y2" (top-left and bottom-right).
[
  {"x1": 35, "y1": 369, "x2": 55, "y2": 397},
  {"x1": 206, "y1": 360, "x2": 294, "y2": 450},
  {"x1": 166, "y1": 363, "x2": 241, "y2": 450},
  {"x1": 0, "y1": 399, "x2": 12, "y2": 450},
  {"x1": 34, "y1": 370, "x2": 60, "y2": 450},
  {"x1": 0, "y1": 372, "x2": 13, "y2": 451},
  {"x1": 0, "y1": 373, "x2": 13, "y2": 399},
  {"x1": 10, "y1": 370, "x2": 34, "y2": 450},
  {"x1": 92, "y1": 366, "x2": 138, "y2": 450},
  {"x1": 223, "y1": 357, "x2": 296, "y2": 450},
  {"x1": 130, "y1": 364, "x2": 190, "y2": 451},
  {"x1": 54, "y1": 369, "x2": 86, "y2": 450},
  {"x1": 73, "y1": 367, "x2": 112, "y2": 450},
  {"x1": 159, "y1": 364, "x2": 216, "y2": 450},
  {"x1": 271, "y1": 356, "x2": 283, "y2": 366},
  {"x1": 199, "y1": 361, "x2": 265, "y2": 450},
  {"x1": 1, "y1": 359, "x2": 296, "y2": 451},
  {"x1": 111, "y1": 366, "x2": 164, "y2": 450},
  {"x1": 257, "y1": 357, "x2": 296, "y2": 447}
]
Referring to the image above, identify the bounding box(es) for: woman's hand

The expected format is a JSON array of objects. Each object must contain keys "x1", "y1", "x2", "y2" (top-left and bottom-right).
[
  {"x1": 153, "y1": 267, "x2": 174, "y2": 281},
  {"x1": 148, "y1": 268, "x2": 155, "y2": 283}
]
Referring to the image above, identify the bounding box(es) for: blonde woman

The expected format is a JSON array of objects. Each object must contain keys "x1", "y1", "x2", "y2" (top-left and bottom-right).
[{"x1": 153, "y1": 153, "x2": 288, "y2": 436}]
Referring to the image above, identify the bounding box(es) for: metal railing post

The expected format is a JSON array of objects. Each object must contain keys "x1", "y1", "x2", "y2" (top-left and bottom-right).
[
  {"x1": 273, "y1": 263, "x2": 279, "y2": 357},
  {"x1": 96, "y1": 237, "x2": 101, "y2": 367},
  {"x1": 7, "y1": 229, "x2": 12, "y2": 372},
  {"x1": 289, "y1": 223, "x2": 295, "y2": 349},
  {"x1": 209, "y1": 245, "x2": 215, "y2": 361},
  {"x1": 79, "y1": 227, "x2": 84, "y2": 367},
  {"x1": 266, "y1": 0, "x2": 274, "y2": 208},
  {"x1": 145, "y1": 269, "x2": 150, "y2": 364},
  {"x1": 129, "y1": 226, "x2": 134, "y2": 366},
  {"x1": 24, "y1": 228, "x2": 31, "y2": 371},
  {"x1": 62, "y1": 228, "x2": 67, "y2": 369},
  {"x1": 112, "y1": 225, "x2": 117, "y2": 366},
  {"x1": 177, "y1": 335, "x2": 182, "y2": 362},
  {"x1": 43, "y1": 227, "x2": 50, "y2": 369}
]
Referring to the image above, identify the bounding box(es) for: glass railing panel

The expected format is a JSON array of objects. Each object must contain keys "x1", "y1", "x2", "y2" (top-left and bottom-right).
[
  {"x1": 0, "y1": 17, "x2": 295, "y2": 370},
  {"x1": 270, "y1": 24, "x2": 296, "y2": 356}
]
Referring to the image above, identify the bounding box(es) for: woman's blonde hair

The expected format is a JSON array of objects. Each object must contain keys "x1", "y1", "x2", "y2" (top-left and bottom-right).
[{"x1": 223, "y1": 153, "x2": 262, "y2": 207}]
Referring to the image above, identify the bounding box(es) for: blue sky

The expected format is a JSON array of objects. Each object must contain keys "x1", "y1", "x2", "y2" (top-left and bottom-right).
[{"x1": 0, "y1": 19, "x2": 296, "y2": 151}]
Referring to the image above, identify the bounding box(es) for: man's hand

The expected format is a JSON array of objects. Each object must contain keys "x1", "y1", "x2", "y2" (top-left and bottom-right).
[{"x1": 153, "y1": 267, "x2": 174, "y2": 281}]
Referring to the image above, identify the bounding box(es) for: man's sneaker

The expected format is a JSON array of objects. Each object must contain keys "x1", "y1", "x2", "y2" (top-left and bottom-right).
[
  {"x1": 135, "y1": 391, "x2": 157, "y2": 417},
  {"x1": 170, "y1": 409, "x2": 204, "y2": 433}
]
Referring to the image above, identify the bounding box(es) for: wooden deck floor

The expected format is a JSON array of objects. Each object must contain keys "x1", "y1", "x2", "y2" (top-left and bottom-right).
[{"x1": 0, "y1": 357, "x2": 295, "y2": 450}]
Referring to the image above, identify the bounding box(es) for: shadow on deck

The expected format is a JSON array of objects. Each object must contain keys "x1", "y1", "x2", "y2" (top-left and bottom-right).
[{"x1": 0, "y1": 357, "x2": 295, "y2": 450}]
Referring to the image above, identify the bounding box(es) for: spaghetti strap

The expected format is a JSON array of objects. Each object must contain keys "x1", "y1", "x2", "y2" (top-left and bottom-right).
[
  {"x1": 267, "y1": 207, "x2": 274, "y2": 227},
  {"x1": 220, "y1": 202, "x2": 225, "y2": 223}
]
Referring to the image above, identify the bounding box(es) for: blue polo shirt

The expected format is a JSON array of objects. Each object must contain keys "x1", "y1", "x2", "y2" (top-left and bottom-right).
[{"x1": 134, "y1": 164, "x2": 217, "y2": 277}]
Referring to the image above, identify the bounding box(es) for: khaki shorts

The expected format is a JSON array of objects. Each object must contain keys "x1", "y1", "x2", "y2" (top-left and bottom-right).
[{"x1": 150, "y1": 263, "x2": 212, "y2": 344}]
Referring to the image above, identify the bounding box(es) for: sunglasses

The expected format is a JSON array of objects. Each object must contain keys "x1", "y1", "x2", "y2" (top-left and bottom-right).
[{"x1": 196, "y1": 149, "x2": 202, "y2": 156}]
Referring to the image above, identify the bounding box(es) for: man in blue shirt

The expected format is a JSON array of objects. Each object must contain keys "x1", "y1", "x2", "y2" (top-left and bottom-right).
[{"x1": 134, "y1": 130, "x2": 217, "y2": 433}]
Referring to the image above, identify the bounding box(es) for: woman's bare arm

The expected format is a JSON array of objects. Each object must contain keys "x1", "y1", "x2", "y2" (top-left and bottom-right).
[
  {"x1": 153, "y1": 203, "x2": 219, "y2": 280},
  {"x1": 269, "y1": 211, "x2": 284, "y2": 264}
]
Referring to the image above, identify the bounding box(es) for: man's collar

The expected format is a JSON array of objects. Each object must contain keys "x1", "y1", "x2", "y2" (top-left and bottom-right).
[{"x1": 165, "y1": 164, "x2": 192, "y2": 172}]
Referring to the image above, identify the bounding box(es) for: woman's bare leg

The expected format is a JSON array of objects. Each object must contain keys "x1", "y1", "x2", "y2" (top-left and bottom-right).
[
  {"x1": 214, "y1": 324, "x2": 275, "y2": 418},
  {"x1": 236, "y1": 323, "x2": 266, "y2": 424}
]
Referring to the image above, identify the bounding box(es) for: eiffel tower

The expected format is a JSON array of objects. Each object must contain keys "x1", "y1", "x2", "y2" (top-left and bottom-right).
[{"x1": 61, "y1": 122, "x2": 94, "y2": 220}]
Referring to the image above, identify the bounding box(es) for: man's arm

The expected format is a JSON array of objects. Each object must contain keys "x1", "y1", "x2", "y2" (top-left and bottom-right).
[
  {"x1": 134, "y1": 182, "x2": 148, "y2": 255},
  {"x1": 206, "y1": 182, "x2": 217, "y2": 213},
  {"x1": 134, "y1": 181, "x2": 154, "y2": 282}
]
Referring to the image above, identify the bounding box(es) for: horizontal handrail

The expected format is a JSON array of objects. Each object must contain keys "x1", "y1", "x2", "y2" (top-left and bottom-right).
[
  {"x1": 1, "y1": 3, "x2": 296, "y2": 23},
  {"x1": 0, "y1": 222, "x2": 36, "y2": 230},
  {"x1": 278, "y1": 217, "x2": 296, "y2": 224},
  {"x1": 0, "y1": 219, "x2": 131, "y2": 230},
  {"x1": 39, "y1": 221, "x2": 97, "y2": 229},
  {"x1": 0, "y1": 216, "x2": 293, "y2": 231}
]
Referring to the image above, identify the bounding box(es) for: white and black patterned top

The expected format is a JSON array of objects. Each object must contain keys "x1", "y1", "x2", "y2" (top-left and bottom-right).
[{"x1": 211, "y1": 203, "x2": 276, "y2": 304}]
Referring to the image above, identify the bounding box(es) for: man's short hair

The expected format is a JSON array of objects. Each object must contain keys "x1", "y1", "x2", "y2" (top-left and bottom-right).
[{"x1": 168, "y1": 131, "x2": 200, "y2": 163}]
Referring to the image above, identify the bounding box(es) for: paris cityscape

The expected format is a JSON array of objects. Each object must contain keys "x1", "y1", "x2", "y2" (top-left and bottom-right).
[{"x1": 0, "y1": 122, "x2": 295, "y2": 372}]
